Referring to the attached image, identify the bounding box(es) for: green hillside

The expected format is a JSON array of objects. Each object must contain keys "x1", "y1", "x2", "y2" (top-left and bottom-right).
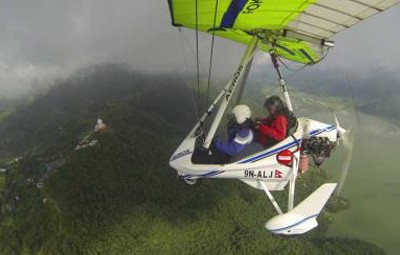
[{"x1": 0, "y1": 64, "x2": 386, "y2": 254}]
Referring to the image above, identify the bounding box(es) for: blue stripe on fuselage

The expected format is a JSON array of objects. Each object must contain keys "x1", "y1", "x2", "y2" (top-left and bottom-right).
[
  {"x1": 239, "y1": 125, "x2": 336, "y2": 164},
  {"x1": 182, "y1": 170, "x2": 223, "y2": 179},
  {"x1": 309, "y1": 125, "x2": 335, "y2": 136}
]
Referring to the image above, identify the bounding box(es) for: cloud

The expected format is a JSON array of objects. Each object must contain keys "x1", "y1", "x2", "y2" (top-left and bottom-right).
[{"x1": 0, "y1": 1, "x2": 399, "y2": 99}]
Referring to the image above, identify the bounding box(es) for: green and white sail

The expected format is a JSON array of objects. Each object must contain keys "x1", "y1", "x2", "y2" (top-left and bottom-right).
[{"x1": 168, "y1": 0, "x2": 400, "y2": 64}]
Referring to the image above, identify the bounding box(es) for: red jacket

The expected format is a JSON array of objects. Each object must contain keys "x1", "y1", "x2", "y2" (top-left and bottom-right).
[{"x1": 257, "y1": 114, "x2": 288, "y2": 147}]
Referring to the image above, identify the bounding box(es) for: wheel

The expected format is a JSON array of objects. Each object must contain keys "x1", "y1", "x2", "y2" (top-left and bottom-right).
[
  {"x1": 183, "y1": 178, "x2": 197, "y2": 186},
  {"x1": 177, "y1": 174, "x2": 198, "y2": 186}
]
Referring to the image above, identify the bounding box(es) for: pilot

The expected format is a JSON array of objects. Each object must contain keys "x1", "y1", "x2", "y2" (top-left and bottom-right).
[{"x1": 255, "y1": 96, "x2": 288, "y2": 148}]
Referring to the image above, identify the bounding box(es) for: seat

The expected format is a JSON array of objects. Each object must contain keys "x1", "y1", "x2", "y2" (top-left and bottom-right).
[
  {"x1": 230, "y1": 142, "x2": 265, "y2": 162},
  {"x1": 286, "y1": 112, "x2": 298, "y2": 137}
]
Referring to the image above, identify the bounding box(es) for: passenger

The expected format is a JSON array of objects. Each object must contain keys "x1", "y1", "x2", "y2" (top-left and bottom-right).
[
  {"x1": 255, "y1": 96, "x2": 288, "y2": 148},
  {"x1": 213, "y1": 104, "x2": 254, "y2": 159}
]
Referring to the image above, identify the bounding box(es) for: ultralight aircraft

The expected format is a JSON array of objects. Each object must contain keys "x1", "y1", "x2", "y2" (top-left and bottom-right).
[{"x1": 168, "y1": 0, "x2": 399, "y2": 235}]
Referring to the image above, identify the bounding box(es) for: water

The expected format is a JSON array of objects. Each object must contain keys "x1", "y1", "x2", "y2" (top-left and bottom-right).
[
  {"x1": 265, "y1": 91, "x2": 400, "y2": 253},
  {"x1": 322, "y1": 113, "x2": 400, "y2": 255}
]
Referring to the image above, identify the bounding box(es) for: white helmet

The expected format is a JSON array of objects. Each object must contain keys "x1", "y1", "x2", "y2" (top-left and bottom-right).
[{"x1": 231, "y1": 104, "x2": 251, "y2": 124}]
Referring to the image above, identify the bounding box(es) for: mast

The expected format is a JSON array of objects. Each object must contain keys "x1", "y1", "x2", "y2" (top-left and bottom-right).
[
  {"x1": 235, "y1": 58, "x2": 254, "y2": 105},
  {"x1": 203, "y1": 36, "x2": 259, "y2": 149}
]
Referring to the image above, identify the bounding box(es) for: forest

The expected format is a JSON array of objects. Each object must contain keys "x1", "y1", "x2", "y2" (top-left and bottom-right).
[{"x1": 0, "y1": 64, "x2": 387, "y2": 254}]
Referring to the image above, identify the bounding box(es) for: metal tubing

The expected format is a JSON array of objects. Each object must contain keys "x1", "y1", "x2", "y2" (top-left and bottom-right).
[
  {"x1": 187, "y1": 90, "x2": 225, "y2": 138},
  {"x1": 235, "y1": 58, "x2": 254, "y2": 105},
  {"x1": 270, "y1": 50, "x2": 294, "y2": 112},
  {"x1": 288, "y1": 156, "x2": 299, "y2": 211},
  {"x1": 259, "y1": 181, "x2": 283, "y2": 215},
  {"x1": 203, "y1": 36, "x2": 259, "y2": 148}
]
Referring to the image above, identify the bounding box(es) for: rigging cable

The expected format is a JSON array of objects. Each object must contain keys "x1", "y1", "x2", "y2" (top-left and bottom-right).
[
  {"x1": 206, "y1": 0, "x2": 219, "y2": 107},
  {"x1": 308, "y1": 47, "x2": 331, "y2": 65},
  {"x1": 177, "y1": 29, "x2": 207, "y2": 75},
  {"x1": 178, "y1": 28, "x2": 202, "y2": 127},
  {"x1": 277, "y1": 47, "x2": 331, "y2": 72},
  {"x1": 277, "y1": 56, "x2": 309, "y2": 72},
  {"x1": 195, "y1": 0, "x2": 201, "y2": 101}
]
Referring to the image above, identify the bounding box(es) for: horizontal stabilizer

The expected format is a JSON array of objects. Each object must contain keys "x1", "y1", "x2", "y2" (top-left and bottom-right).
[{"x1": 265, "y1": 183, "x2": 337, "y2": 235}]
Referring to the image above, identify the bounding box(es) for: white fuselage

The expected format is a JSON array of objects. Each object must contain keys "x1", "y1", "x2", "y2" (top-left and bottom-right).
[{"x1": 169, "y1": 117, "x2": 337, "y2": 191}]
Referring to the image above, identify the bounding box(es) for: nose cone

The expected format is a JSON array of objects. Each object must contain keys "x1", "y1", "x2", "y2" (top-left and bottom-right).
[{"x1": 265, "y1": 212, "x2": 318, "y2": 235}]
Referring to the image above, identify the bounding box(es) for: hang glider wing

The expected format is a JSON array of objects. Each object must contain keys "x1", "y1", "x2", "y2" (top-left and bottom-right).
[{"x1": 168, "y1": 0, "x2": 400, "y2": 64}]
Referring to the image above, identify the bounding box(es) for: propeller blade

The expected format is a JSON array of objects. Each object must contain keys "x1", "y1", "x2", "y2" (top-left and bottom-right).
[
  {"x1": 335, "y1": 130, "x2": 354, "y2": 195},
  {"x1": 334, "y1": 112, "x2": 340, "y2": 129},
  {"x1": 328, "y1": 79, "x2": 358, "y2": 196},
  {"x1": 334, "y1": 113, "x2": 348, "y2": 134}
]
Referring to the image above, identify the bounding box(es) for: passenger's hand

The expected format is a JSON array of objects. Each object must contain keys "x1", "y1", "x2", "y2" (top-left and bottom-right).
[{"x1": 254, "y1": 120, "x2": 261, "y2": 129}]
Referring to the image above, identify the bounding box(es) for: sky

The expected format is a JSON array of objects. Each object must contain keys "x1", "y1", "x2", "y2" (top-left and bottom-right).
[{"x1": 0, "y1": 0, "x2": 400, "y2": 99}]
